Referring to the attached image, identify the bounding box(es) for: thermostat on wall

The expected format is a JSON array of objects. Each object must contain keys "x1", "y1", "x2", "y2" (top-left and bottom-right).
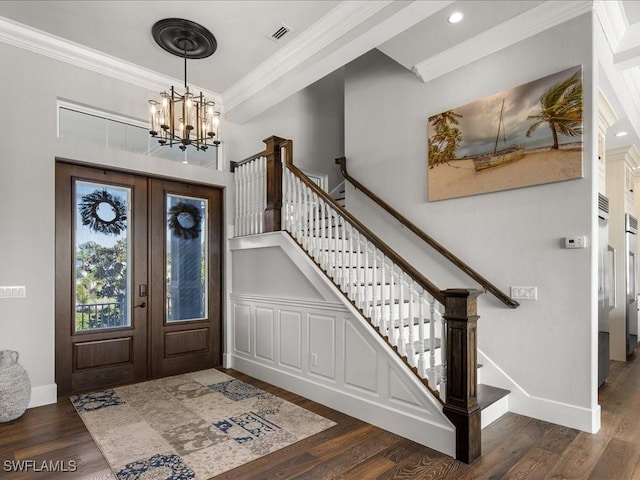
[{"x1": 564, "y1": 236, "x2": 586, "y2": 249}]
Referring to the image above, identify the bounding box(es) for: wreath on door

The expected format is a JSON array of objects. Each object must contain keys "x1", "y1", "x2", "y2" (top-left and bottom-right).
[
  {"x1": 168, "y1": 202, "x2": 201, "y2": 240},
  {"x1": 79, "y1": 189, "x2": 127, "y2": 236}
]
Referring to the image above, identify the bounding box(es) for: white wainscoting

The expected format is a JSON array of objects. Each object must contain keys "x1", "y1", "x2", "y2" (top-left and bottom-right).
[{"x1": 229, "y1": 293, "x2": 455, "y2": 456}]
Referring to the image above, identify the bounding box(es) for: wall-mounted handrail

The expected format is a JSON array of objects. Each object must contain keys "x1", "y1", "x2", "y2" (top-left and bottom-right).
[{"x1": 336, "y1": 157, "x2": 519, "y2": 309}]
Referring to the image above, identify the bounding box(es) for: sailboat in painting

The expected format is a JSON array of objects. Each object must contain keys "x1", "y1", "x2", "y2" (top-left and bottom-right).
[{"x1": 472, "y1": 99, "x2": 525, "y2": 172}]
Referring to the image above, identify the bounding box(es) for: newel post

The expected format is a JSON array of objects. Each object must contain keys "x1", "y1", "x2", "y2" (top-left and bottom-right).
[
  {"x1": 441, "y1": 288, "x2": 483, "y2": 464},
  {"x1": 263, "y1": 135, "x2": 286, "y2": 232}
]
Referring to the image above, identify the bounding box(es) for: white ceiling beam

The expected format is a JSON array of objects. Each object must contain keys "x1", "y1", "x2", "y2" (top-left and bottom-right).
[
  {"x1": 411, "y1": 0, "x2": 592, "y2": 84},
  {"x1": 224, "y1": 0, "x2": 454, "y2": 124}
]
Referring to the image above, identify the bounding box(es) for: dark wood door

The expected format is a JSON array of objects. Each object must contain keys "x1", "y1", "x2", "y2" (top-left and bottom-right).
[
  {"x1": 55, "y1": 163, "x2": 149, "y2": 395},
  {"x1": 56, "y1": 163, "x2": 223, "y2": 395},
  {"x1": 149, "y1": 179, "x2": 222, "y2": 378}
]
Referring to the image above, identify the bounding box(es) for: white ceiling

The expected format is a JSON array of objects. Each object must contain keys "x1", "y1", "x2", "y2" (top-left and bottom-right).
[
  {"x1": 0, "y1": 1, "x2": 340, "y2": 93},
  {"x1": 1, "y1": 0, "x2": 640, "y2": 155}
]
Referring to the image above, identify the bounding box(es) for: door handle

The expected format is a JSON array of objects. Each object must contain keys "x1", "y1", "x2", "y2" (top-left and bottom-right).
[{"x1": 134, "y1": 302, "x2": 147, "y2": 308}]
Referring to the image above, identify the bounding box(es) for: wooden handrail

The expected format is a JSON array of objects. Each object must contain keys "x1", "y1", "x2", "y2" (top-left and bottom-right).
[
  {"x1": 230, "y1": 150, "x2": 267, "y2": 172},
  {"x1": 279, "y1": 142, "x2": 445, "y2": 305},
  {"x1": 336, "y1": 157, "x2": 519, "y2": 309}
]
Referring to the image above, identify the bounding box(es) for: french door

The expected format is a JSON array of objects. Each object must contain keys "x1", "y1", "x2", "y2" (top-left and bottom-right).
[{"x1": 55, "y1": 162, "x2": 222, "y2": 395}]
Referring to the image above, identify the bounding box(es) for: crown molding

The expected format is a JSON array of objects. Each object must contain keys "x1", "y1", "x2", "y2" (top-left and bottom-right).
[
  {"x1": 594, "y1": 0, "x2": 627, "y2": 55},
  {"x1": 598, "y1": 90, "x2": 619, "y2": 132},
  {"x1": 607, "y1": 145, "x2": 640, "y2": 170},
  {"x1": 411, "y1": 0, "x2": 593, "y2": 83},
  {"x1": 0, "y1": 15, "x2": 224, "y2": 109},
  {"x1": 221, "y1": 0, "x2": 394, "y2": 113}
]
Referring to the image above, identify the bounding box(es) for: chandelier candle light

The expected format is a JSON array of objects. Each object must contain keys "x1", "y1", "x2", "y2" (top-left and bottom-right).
[{"x1": 149, "y1": 18, "x2": 220, "y2": 151}]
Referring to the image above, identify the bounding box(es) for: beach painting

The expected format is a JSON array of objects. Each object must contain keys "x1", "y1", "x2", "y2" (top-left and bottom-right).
[{"x1": 427, "y1": 65, "x2": 583, "y2": 201}]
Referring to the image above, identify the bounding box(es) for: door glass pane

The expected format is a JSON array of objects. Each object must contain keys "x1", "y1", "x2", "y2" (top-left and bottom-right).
[
  {"x1": 74, "y1": 181, "x2": 131, "y2": 331},
  {"x1": 166, "y1": 194, "x2": 208, "y2": 322}
]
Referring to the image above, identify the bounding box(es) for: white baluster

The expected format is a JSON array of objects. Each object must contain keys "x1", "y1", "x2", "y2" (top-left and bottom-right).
[
  {"x1": 248, "y1": 160, "x2": 255, "y2": 235},
  {"x1": 371, "y1": 248, "x2": 378, "y2": 326},
  {"x1": 348, "y1": 226, "x2": 355, "y2": 300},
  {"x1": 240, "y1": 163, "x2": 247, "y2": 236},
  {"x1": 329, "y1": 208, "x2": 340, "y2": 285},
  {"x1": 380, "y1": 256, "x2": 387, "y2": 337},
  {"x1": 309, "y1": 189, "x2": 320, "y2": 255},
  {"x1": 258, "y1": 157, "x2": 266, "y2": 233},
  {"x1": 428, "y1": 293, "x2": 437, "y2": 387},
  {"x1": 354, "y1": 232, "x2": 362, "y2": 307},
  {"x1": 256, "y1": 159, "x2": 261, "y2": 234},
  {"x1": 320, "y1": 199, "x2": 328, "y2": 269},
  {"x1": 418, "y1": 293, "x2": 426, "y2": 379},
  {"x1": 390, "y1": 268, "x2": 397, "y2": 348},
  {"x1": 247, "y1": 160, "x2": 256, "y2": 235},
  {"x1": 302, "y1": 180, "x2": 309, "y2": 249},
  {"x1": 406, "y1": 280, "x2": 416, "y2": 366},
  {"x1": 283, "y1": 168, "x2": 291, "y2": 232},
  {"x1": 398, "y1": 272, "x2": 406, "y2": 356},
  {"x1": 326, "y1": 204, "x2": 333, "y2": 277},
  {"x1": 305, "y1": 187, "x2": 312, "y2": 251},
  {"x1": 234, "y1": 164, "x2": 240, "y2": 236},
  {"x1": 341, "y1": 219, "x2": 349, "y2": 292},
  {"x1": 439, "y1": 302, "x2": 446, "y2": 400},
  {"x1": 361, "y1": 237, "x2": 369, "y2": 314},
  {"x1": 296, "y1": 177, "x2": 303, "y2": 242},
  {"x1": 304, "y1": 184, "x2": 318, "y2": 252}
]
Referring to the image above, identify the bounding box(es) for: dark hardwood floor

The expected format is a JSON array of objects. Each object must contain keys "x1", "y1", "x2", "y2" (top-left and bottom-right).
[{"x1": 2, "y1": 355, "x2": 640, "y2": 479}]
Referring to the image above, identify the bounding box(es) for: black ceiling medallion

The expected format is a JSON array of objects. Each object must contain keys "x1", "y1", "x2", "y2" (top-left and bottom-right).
[{"x1": 152, "y1": 18, "x2": 217, "y2": 59}]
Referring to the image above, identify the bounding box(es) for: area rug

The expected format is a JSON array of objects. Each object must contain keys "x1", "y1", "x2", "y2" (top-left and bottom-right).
[{"x1": 71, "y1": 369, "x2": 336, "y2": 479}]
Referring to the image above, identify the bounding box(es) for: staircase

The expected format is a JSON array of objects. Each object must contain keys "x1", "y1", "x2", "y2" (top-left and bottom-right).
[{"x1": 232, "y1": 136, "x2": 510, "y2": 463}]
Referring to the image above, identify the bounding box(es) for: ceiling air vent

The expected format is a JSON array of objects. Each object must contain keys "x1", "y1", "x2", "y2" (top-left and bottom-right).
[{"x1": 268, "y1": 23, "x2": 292, "y2": 43}]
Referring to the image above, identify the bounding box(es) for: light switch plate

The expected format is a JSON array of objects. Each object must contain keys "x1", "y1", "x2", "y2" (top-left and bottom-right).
[
  {"x1": 510, "y1": 286, "x2": 537, "y2": 300},
  {"x1": 0, "y1": 286, "x2": 26, "y2": 298}
]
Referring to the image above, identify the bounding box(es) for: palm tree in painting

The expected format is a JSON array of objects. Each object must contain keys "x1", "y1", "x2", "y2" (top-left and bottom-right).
[
  {"x1": 428, "y1": 110, "x2": 463, "y2": 168},
  {"x1": 525, "y1": 72, "x2": 582, "y2": 149}
]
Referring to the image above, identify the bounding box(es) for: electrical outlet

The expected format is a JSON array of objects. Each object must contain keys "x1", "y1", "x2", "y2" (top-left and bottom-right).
[
  {"x1": 311, "y1": 353, "x2": 318, "y2": 366},
  {"x1": 510, "y1": 286, "x2": 537, "y2": 300}
]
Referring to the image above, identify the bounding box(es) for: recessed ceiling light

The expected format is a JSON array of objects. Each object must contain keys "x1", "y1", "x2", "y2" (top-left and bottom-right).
[
  {"x1": 448, "y1": 11, "x2": 464, "y2": 24},
  {"x1": 615, "y1": 131, "x2": 628, "y2": 137}
]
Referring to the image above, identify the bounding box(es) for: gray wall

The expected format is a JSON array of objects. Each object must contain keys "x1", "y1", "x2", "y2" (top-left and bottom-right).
[
  {"x1": 343, "y1": 14, "x2": 598, "y2": 427},
  {"x1": 0, "y1": 42, "x2": 233, "y2": 404},
  {"x1": 226, "y1": 69, "x2": 345, "y2": 190}
]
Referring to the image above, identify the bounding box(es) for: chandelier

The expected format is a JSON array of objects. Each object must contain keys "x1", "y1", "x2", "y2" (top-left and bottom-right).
[{"x1": 148, "y1": 18, "x2": 220, "y2": 151}]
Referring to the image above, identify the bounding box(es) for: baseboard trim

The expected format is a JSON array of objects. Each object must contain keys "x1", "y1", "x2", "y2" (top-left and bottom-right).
[
  {"x1": 28, "y1": 383, "x2": 57, "y2": 408},
  {"x1": 478, "y1": 349, "x2": 600, "y2": 433}
]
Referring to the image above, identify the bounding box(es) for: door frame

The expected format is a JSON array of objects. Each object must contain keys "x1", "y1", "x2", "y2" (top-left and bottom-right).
[{"x1": 55, "y1": 159, "x2": 225, "y2": 395}]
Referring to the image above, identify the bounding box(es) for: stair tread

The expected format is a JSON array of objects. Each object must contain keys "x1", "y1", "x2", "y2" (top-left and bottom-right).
[
  {"x1": 407, "y1": 338, "x2": 441, "y2": 352},
  {"x1": 477, "y1": 384, "x2": 510, "y2": 410},
  {"x1": 391, "y1": 317, "x2": 429, "y2": 328}
]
